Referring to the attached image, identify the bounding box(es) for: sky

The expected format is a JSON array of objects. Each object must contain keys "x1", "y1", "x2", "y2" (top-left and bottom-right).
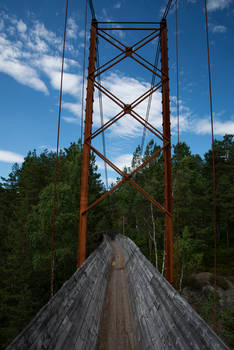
[{"x1": 0, "y1": 0, "x2": 233, "y2": 186}]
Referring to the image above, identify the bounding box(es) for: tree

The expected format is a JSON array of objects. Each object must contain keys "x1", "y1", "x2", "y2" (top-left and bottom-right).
[{"x1": 177, "y1": 227, "x2": 203, "y2": 291}]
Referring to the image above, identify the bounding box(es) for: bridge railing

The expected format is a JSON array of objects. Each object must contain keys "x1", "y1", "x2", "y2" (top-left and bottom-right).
[
  {"x1": 6, "y1": 236, "x2": 112, "y2": 350},
  {"x1": 117, "y1": 234, "x2": 228, "y2": 349}
]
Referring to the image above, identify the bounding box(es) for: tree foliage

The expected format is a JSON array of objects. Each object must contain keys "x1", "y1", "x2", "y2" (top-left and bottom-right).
[{"x1": 0, "y1": 135, "x2": 233, "y2": 348}]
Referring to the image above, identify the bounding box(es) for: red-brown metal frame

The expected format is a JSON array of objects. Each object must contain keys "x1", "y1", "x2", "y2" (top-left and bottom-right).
[{"x1": 78, "y1": 19, "x2": 173, "y2": 285}]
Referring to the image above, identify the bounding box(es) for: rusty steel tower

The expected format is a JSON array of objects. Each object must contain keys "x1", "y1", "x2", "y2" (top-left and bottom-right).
[{"x1": 78, "y1": 19, "x2": 173, "y2": 284}]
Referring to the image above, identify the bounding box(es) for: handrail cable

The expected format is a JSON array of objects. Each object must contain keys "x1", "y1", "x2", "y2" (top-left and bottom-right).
[
  {"x1": 50, "y1": 0, "x2": 69, "y2": 298},
  {"x1": 80, "y1": 0, "x2": 88, "y2": 148},
  {"x1": 204, "y1": 0, "x2": 217, "y2": 332},
  {"x1": 175, "y1": 0, "x2": 180, "y2": 291}
]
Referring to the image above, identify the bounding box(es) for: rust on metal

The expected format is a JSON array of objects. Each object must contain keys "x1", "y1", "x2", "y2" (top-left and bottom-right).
[
  {"x1": 78, "y1": 19, "x2": 174, "y2": 284},
  {"x1": 161, "y1": 19, "x2": 174, "y2": 284},
  {"x1": 78, "y1": 19, "x2": 97, "y2": 267}
]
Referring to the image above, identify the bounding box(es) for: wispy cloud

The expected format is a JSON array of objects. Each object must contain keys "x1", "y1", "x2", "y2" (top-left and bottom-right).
[
  {"x1": 193, "y1": 117, "x2": 234, "y2": 135},
  {"x1": 0, "y1": 35, "x2": 49, "y2": 93},
  {"x1": 38, "y1": 145, "x2": 57, "y2": 152},
  {"x1": 207, "y1": 0, "x2": 232, "y2": 11},
  {"x1": 63, "y1": 102, "x2": 81, "y2": 117},
  {"x1": 62, "y1": 116, "x2": 80, "y2": 124},
  {"x1": 0, "y1": 12, "x2": 80, "y2": 96},
  {"x1": 67, "y1": 17, "x2": 79, "y2": 39},
  {"x1": 96, "y1": 153, "x2": 133, "y2": 172},
  {"x1": 211, "y1": 24, "x2": 227, "y2": 33},
  {"x1": 62, "y1": 69, "x2": 234, "y2": 139},
  {"x1": 114, "y1": 2, "x2": 121, "y2": 9},
  {"x1": 0, "y1": 150, "x2": 24, "y2": 163}
]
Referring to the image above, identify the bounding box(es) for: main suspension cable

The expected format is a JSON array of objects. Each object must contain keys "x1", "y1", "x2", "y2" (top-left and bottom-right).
[
  {"x1": 162, "y1": 0, "x2": 173, "y2": 20},
  {"x1": 50, "y1": 0, "x2": 69, "y2": 298},
  {"x1": 88, "y1": 0, "x2": 96, "y2": 20},
  {"x1": 204, "y1": 0, "x2": 217, "y2": 332},
  {"x1": 80, "y1": 0, "x2": 88, "y2": 148}
]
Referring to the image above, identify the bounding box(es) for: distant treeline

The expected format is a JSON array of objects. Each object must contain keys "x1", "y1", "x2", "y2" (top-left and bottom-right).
[{"x1": 0, "y1": 135, "x2": 233, "y2": 348}]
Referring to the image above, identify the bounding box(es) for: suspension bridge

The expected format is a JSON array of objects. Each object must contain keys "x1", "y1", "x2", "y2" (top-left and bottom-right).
[{"x1": 5, "y1": 0, "x2": 230, "y2": 349}]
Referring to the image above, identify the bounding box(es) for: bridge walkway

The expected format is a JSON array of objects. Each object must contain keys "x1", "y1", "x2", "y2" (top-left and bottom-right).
[{"x1": 96, "y1": 240, "x2": 137, "y2": 350}]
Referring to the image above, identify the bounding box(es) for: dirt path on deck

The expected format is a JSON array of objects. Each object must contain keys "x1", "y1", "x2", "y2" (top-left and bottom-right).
[{"x1": 96, "y1": 240, "x2": 138, "y2": 350}]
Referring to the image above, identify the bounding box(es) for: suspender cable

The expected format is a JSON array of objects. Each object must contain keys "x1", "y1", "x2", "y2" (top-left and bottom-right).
[
  {"x1": 175, "y1": 0, "x2": 180, "y2": 291},
  {"x1": 50, "y1": 0, "x2": 69, "y2": 298},
  {"x1": 96, "y1": 42, "x2": 109, "y2": 190},
  {"x1": 140, "y1": 0, "x2": 173, "y2": 155},
  {"x1": 204, "y1": 0, "x2": 217, "y2": 332},
  {"x1": 81, "y1": 0, "x2": 88, "y2": 148},
  {"x1": 140, "y1": 40, "x2": 160, "y2": 155}
]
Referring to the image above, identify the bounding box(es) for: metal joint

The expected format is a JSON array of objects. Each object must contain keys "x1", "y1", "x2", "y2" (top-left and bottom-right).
[
  {"x1": 122, "y1": 174, "x2": 131, "y2": 182},
  {"x1": 125, "y1": 47, "x2": 133, "y2": 57},
  {"x1": 124, "y1": 104, "x2": 132, "y2": 114}
]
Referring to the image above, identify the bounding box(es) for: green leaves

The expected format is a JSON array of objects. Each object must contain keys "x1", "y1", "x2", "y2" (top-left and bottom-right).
[{"x1": 0, "y1": 141, "x2": 107, "y2": 349}]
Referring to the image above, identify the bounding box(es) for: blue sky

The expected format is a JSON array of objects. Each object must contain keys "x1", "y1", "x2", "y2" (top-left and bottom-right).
[{"x1": 0, "y1": 0, "x2": 233, "y2": 185}]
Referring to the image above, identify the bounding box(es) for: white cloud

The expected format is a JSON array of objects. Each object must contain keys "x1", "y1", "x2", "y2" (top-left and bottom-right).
[
  {"x1": 39, "y1": 145, "x2": 57, "y2": 152},
  {"x1": 193, "y1": 117, "x2": 234, "y2": 135},
  {"x1": 0, "y1": 150, "x2": 24, "y2": 163},
  {"x1": 62, "y1": 116, "x2": 80, "y2": 124},
  {"x1": 107, "y1": 177, "x2": 117, "y2": 185},
  {"x1": 67, "y1": 17, "x2": 78, "y2": 39},
  {"x1": 96, "y1": 153, "x2": 133, "y2": 172},
  {"x1": 0, "y1": 36, "x2": 48, "y2": 93},
  {"x1": 45, "y1": 70, "x2": 81, "y2": 96},
  {"x1": 114, "y1": 2, "x2": 121, "y2": 9},
  {"x1": 31, "y1": 20, "x2": 61, "y2": 47},
  {"x1": 63, "y1": 102, "x2": 81, "y2": 117},
  {"x1": 17, "y1": 19, "x2": 27, "y2": 33},
  {"x1": 207, "y1": 0, "x2": 232, "y2": 11},
  {"x1": 211, "y1": 25, "x2": 227, "y2": 33},
  {"x1": 91, "y1": 73, "x2": 163, "y2": 138},
  {"x1": 114, "y1": 153, "x2": 133, "y2": 170},
  {"x1": 0, "y1": 13, "x2": 81, "y2": 96},
  {"x1": 35, "y1": 55, "x2": 63, "y2": 72},
  {"x1": 0, "y1": 19, "x2": 4, "y2": 31}
]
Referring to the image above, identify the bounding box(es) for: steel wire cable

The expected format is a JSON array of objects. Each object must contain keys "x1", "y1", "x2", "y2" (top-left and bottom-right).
[
  {"x1": 96, "y1": 42, "x2": 109, "y2": 190},
  {"x1": 204, "y1": 0, "x2": 217, "y2": 332},
  {"x1": 175, "y1": 0, "x2": 180, "y2": 291},
  {"x1": 162, "y1": 0, "x2": 173, "y2": 20},
  {"x1": 50, "y1": 0, "x2": 69, "y2": 298},
  {"x1": 140, "y1": 0, "x2": 173, "y2": 156},
  {"x1": 88, "y1": 0, "x2": 96, "y2": 20},
  {"x1": 140, "y1": 40, "x2": 160, "y2": 156}
]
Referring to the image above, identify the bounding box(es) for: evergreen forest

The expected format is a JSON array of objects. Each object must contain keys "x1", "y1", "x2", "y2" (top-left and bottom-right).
[{"x1": 0, "y1": 135, "x2": 234, "y2": 349}]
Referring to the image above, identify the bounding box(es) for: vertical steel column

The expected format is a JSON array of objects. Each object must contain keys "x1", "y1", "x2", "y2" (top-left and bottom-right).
[
  {"x1": 161, "y1": 19, "x2": 174, "y2": 284},
  {"x1": 78, "y1": 20, "x2": 97, "y2": 267}
]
